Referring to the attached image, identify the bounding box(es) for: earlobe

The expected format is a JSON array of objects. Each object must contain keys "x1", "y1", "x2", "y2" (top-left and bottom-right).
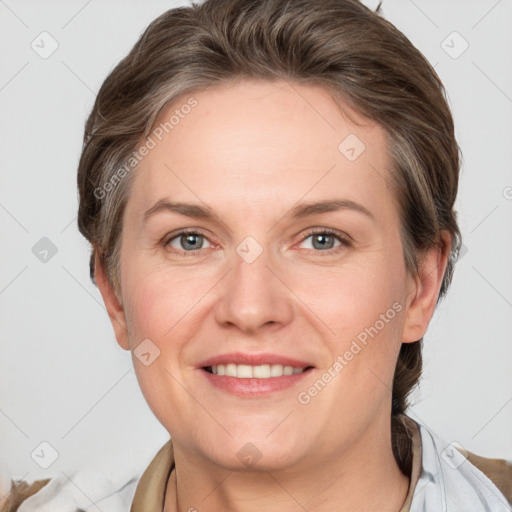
[
  {"x1": 93, "y1": 250, "x2": 130, "y2": 351},
  {"x1": 402, "y1": 231, "x2": 452, "y2": 344}
]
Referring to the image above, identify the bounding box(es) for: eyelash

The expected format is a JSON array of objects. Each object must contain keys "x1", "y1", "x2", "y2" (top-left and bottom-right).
[{"x1": 162, "y1": 227, "x2": 352, "y2": 257}]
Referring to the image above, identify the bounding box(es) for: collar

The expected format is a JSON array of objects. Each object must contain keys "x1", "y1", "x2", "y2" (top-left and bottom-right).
[
  {"x1": 399, "y1": 414, "x2": 423, "y2": 511},
  {"x1": 130, "y1": 439, "x2": 174, "y2": 511}
]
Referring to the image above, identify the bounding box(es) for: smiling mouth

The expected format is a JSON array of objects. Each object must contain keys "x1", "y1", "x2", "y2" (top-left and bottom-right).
[{"x1": 203, "y1": 364, "x2": 314, "y2": 378}]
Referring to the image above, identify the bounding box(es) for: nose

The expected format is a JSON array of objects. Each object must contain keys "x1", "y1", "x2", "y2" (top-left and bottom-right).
[{"x1": 214, "y1": 242, "x2": 294, "y2": 335}]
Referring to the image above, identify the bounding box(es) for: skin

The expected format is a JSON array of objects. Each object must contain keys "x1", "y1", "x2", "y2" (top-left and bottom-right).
[{"x1": 95, "y1": 78, "x2": 451, "y2": 512}]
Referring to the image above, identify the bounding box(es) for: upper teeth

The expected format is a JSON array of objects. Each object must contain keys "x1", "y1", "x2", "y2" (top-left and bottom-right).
[{"x1": 210, "y1": 364, "x2": 305, "y2": 378}]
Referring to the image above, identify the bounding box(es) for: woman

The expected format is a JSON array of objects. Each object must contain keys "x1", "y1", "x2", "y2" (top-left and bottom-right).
[{"x1": 4, "y1": 0, "x2": 511, "y2": 511}]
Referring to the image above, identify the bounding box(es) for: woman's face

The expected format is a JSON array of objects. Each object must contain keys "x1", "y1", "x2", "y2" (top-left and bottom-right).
[{"x1": 104, "y1": 79, "x2": 428, "y2": 471}]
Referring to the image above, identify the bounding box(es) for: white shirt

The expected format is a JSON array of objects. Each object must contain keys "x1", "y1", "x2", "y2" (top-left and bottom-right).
[{"x1": 409, "y1": 420, "x2": 511, "y2": 511}]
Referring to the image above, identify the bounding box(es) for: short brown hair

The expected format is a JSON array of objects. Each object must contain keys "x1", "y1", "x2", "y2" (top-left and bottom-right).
[{"x1": 77, "y1": 0, "x2": 462, "y2": 475}]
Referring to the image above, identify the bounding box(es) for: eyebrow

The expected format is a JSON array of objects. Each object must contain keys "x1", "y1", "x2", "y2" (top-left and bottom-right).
[
  {"x1": 287, "y1": 198, "x2": 374, "y2": 221},
  {"x1": 143, "y1": 198, "x2": 375, "y2": 223}
]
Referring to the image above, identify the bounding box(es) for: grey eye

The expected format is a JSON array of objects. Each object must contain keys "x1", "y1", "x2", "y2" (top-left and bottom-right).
[
  {"x1": 301, "y1": 233, "x2": 342, "y2": 251},
  {"x1": 167, "y1": 232, "x2": 212, "y2": 251}
]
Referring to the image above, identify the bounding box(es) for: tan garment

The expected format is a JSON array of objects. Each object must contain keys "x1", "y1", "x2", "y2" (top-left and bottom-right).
[
  {"x1": 130, "y1": 440, "x2": 174, "y2": 512},
  {"x1": 398, "y1": 415, "x2": 423, "y2": 512},
  {"x1": 130, "y1": 416, "x2": 423, "y2": 512}
]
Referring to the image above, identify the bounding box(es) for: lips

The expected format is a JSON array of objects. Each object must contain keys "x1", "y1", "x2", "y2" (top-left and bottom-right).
[
  {"x1": 197, "y1": 352, "x2": 314, "y2": 396},
  {"x1": 197, "y1": 352, "x2": 314, "y2": 369}
]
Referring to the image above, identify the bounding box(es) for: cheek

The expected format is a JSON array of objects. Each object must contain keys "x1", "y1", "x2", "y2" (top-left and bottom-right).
[
  {"x1": 316, "y1": 256, "x2": 407, "y2": 385},
  {"x1": 320, "y1": 261, "x2": 404, "y2": 337},
  {"x1": 124, "y1": 277, "x2": 176, "y2": 343},
  {"x1": 121, "y1": 272, "x2": 198, "y2": 428},
  {"x1": 122, "y1": 264, "x2": 211, "y2": 346}
]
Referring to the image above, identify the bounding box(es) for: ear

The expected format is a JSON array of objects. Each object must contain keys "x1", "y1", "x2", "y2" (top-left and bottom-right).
[
  {"x1": 94, "y1": 250, "x2": 130, "y2": 350},
  {"x1": 402, "y1": 231, "x2": 452, "y2": 344}
]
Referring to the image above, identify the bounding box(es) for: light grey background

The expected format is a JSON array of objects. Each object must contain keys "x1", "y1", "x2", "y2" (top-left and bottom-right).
[{"x1": 1, "y1": 0, "x2": 511, "y2": 489}]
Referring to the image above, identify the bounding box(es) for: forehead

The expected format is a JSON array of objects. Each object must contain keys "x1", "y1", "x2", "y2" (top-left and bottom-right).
[{"x1": 127, "y1": 79, "x2": 393, "y2": 220}]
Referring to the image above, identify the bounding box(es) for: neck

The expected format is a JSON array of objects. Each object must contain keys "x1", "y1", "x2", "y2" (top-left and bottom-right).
[{"x1": 164, "y1": 416, "x2": 411, "y2": 512}]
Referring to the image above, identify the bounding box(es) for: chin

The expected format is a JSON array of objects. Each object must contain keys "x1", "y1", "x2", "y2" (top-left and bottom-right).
[{"x1": 200, "y1": 430, "x2": 309, "y2": 472}]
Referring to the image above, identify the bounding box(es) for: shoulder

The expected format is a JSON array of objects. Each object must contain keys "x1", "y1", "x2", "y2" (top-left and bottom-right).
[
  {"x1": 414, "y1": 420, "x2": 512, "y2": 510},
  {"x1": 1, "y1": 470, "x2": 139, "y2": 512},
  {"x1": 460, "y1": 448, "x2": 512, "y2": 506},
  {"x1": 0, "y1": 478, "x2": 51, "y2": 512}
]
